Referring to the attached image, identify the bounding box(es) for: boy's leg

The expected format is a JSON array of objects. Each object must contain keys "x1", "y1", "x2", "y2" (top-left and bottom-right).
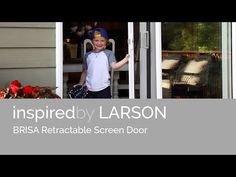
[
  {"x1": 97, "y1": 86, "x2": 111, "y2": 98},
  {"x1": 86, "y1": 86, "x2": 111, "y2": 98}
]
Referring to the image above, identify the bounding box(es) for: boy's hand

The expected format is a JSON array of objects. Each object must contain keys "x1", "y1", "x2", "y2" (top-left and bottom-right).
[
  {"x1": 73, "y1": 83, "x2": 82, "y2": 87},
  {"x1": 125, "y1": 54, "x2": 130, "y2": 62}
]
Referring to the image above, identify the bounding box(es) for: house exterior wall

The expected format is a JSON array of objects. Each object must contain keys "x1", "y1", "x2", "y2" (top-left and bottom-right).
[{"x1": 0, "y1": 22, "x2": 56, "y2": 88}]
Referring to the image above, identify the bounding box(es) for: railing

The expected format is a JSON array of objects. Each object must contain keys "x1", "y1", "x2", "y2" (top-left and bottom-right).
[{"x1": 162, "y1": 50, "x2": 222, "y2": 59}]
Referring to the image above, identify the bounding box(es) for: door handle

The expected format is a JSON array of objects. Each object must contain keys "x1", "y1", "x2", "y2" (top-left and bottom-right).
[{"x1": 141, "y1": 31, "x2": 149, "y2": 49}]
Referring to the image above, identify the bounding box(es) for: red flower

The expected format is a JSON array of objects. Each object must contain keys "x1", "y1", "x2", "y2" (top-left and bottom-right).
[
  {"x1": 0, "y1": 89, "x2": 7, "y2": 99},
  {"x1": 22, "y1": 85, "x2": 33, "y2": 95},
  {"x1": 9, "y1": 80, "x2": 22, "y2": 94},
  {"x1": 1, "y1": 80, "x2": 61, "y2": 99},
  {"x1": 33, "y1": 86, "x2": 40, "y2": 92},
  {"x1": 32, "y1": 86, "x2": 40, "y2": 98}
]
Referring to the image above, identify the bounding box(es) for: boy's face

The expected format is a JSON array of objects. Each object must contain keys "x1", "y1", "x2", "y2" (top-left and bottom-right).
[{"x1": 92, "y1": 37, "x2": 107, "y2": 51}]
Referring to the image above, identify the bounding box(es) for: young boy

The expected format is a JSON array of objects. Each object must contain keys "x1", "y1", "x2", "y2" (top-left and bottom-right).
[{"x1": 78, "y1": 27, "x2": 129, "y2": 98}]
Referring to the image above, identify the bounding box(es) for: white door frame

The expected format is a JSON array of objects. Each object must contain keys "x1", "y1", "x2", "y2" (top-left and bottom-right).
[
  {"x1": 128, "y1": 22, "x2": 135, "y2": 99},
  {"x1": 152, "y1": 22, "x2": 162, "y2": 99},
  {"x1": 232, "y1": 22, "x2": 236, "y2": 98},
  {"x1": 128, "y1": 22, "x2": 162, "y2": 99},
  {"x1": 139, "y1": 22, "x2": 148, "y2": 98},
  {"x1": 222, "y1": 22, "x2": 232, "y2": 98},
  {"x1": 56, "y1": 22, "x2": 63, "y2": 98}
]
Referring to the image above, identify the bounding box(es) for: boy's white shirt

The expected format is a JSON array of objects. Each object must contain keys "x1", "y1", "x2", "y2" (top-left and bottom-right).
[{"x1": 84, "y1": 49, "x2": 116, "y2": 91}]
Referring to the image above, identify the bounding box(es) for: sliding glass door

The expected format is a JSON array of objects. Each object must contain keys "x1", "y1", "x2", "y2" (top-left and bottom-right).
[
  {"x1": 59, "y1": 22, "x2": 232, "y2": 99},
  {"x1": 161, "y1": 22, "x2": 232, "y2": 98}
]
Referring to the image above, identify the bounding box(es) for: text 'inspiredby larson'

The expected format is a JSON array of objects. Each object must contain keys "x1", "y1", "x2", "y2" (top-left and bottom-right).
[{"x1": 12, "y1": 105, "x2": 167, "y2": 123}]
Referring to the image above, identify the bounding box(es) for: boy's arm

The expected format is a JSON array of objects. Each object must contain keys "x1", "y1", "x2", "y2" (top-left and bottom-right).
[
  {"x1": 78, "y1": 69, "x2": 87, "y2": 85},
  {"x1": 111, "y1": 54, "x2": 129, "y2": 70}
]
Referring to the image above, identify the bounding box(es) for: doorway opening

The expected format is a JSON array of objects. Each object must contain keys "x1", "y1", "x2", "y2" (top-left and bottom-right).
[{"x1": 63, "y1": 22, "x2": 129, "y2": 98}]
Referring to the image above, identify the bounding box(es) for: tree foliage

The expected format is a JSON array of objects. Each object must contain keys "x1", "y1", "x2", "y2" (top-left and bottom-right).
[{"x1": 162, "y1": 22, "x2": 220, "y2": 51}]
